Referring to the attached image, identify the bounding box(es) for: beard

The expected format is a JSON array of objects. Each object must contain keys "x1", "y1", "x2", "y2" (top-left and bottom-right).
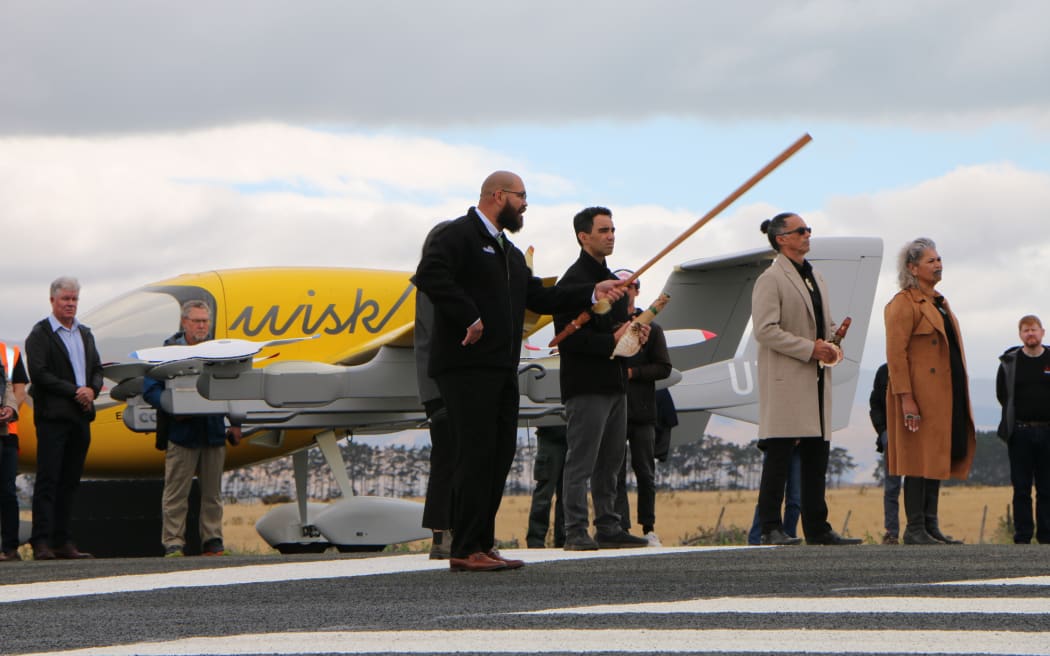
[{"x1": 497, "y1": 203, "x2": 523, "y2": 234}]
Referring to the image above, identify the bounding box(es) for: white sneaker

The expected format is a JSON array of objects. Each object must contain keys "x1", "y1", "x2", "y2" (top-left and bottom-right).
[{"x1": 644, "y1": 531, "x2": 662, "y2": 547}]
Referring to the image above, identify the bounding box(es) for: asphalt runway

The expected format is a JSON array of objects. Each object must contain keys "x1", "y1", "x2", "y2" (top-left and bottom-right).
[{"x1": 3, "y1": 544, "x2": 1050, "y2": 655}]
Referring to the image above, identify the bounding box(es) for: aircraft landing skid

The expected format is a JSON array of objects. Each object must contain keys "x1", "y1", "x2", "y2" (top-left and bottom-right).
[{"x1": 253, "y1": 432, "x2": 429, "y2": 554}]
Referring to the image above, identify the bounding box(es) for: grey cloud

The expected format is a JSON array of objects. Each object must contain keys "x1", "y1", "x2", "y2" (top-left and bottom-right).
[{"x1": 2, "y1": 1, "x2": 1049, "y2": 135}]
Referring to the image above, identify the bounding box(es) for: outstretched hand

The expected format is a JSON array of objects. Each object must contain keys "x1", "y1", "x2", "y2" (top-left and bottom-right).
[{"x1": 595, "y1": 280, "x2": 626, "y2": 303}]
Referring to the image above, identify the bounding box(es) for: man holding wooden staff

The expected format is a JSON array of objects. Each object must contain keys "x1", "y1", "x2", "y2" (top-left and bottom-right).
[
  {"x1": 413, "y1": 174, "x2": 625, "y2": 572},
  {"x1": 556, "y1": 207, "x2": 651, "y2": 550},
  {"x1": 752, "y1": 212, "x2": 861, "y2": 546}
]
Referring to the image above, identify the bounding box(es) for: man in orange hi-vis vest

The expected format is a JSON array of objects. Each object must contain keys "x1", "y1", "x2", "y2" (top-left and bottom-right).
[{"x1": 0, "y1": 341, "x2": 27, "y2": 562}]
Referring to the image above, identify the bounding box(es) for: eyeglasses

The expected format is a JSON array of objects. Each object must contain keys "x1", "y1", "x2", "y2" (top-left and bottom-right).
[
  {"x1": 778, "y1": 226, "x2": 812, "y2": 237},
  {"x1": 501, "y1": 189, "x2": 527, "y2": 201}
]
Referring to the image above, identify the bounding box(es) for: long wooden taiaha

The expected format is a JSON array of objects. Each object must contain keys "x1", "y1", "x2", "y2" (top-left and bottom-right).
[{"x1": 548, "y1": 133, "x2": 813, "y2": 348}]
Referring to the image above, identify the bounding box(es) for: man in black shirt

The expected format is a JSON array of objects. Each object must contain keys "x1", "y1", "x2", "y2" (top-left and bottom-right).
[
  {"x1": 556, "y1": 207, "x2": 649, "y2": 550},
  {"x1": 996, "y1": 314, "x2": 1050, "y2": 544}
]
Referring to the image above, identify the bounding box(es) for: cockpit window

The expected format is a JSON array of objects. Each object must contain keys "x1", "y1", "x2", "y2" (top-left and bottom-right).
[{"x1": 82, "y1": 290, "x2": 184, "y2": 363}]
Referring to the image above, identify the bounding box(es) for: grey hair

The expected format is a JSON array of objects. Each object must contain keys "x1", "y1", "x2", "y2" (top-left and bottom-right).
[
  {"x1": 897, "y1": 238, "x2": 937, "y2": 290},
  {"x1": 49, "y1": 276, "x2": 80, "y2": 297},
  {"x1": 180, "y1": 299, "x2": 212, "y2": 320}
]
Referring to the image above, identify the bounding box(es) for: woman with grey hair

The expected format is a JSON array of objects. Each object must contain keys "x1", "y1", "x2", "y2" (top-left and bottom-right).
[{"x1": 884, "y1": 238, "x2": 975, "y2": 544}]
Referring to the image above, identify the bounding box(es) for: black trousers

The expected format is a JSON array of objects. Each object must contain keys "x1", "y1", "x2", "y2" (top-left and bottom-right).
[
  {"x1": 526, "y1": 426, "x2": 567, "y2": 548},
  {"x1": 421, "y1": 399, "x2": 454, "y2": 531},
  {"x1": 757, "y1": 436, "x2": 832, "y2": 539},
  {"x1": 31, "y1": 418, "x2": 91, "y2": 548},
  {"x1": 436, "y1": 368, "x2": 519, "y2": 559},
  {"x1": 0, "y1": 434, "x2": 19, "y2": 551}
]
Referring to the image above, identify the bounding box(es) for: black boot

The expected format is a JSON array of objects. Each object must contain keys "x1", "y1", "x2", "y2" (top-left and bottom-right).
[
  {"x1": 902, "y1": 477, "x2": 939, "y2": 545},
  {"x1": 924, "y1": 479, "x2": 963, "y2": 544}
]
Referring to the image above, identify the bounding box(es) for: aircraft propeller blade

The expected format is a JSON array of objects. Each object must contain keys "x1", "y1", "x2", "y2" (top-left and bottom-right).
[{"x1": 131, "y1": 335, "x2": 319, "y2": 364}]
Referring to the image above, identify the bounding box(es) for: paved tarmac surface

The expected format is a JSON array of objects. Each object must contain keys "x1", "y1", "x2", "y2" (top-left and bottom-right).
[{"x1": 2, "y1": 544, "x2": 1050, "y2": 655}]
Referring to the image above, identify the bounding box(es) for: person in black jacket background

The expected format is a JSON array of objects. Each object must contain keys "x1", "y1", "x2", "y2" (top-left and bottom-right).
[
  {"x1": 413, "y1": 172, "x2": 623, "y2": 572},
  {"x1": 611, "y1": 270, "x2": 671, "y2": 546},
  {"x1": 24, "y1": 277, "x2": 103, "y2": 560},
  {"x1": 996, "y1": 315, "x2": 1050, "y2": 544},
  {"x1": 870, "y1": 362, "x2": 902, "y2": 544}
]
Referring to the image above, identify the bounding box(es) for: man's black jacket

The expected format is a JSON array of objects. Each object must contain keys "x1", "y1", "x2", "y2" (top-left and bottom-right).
[
  {"x1": 554, "y1": 250, "x2": 630, "y2": 401},
  {"x1": 25, "y1": 317, "x2": 104, "y2": 423}
]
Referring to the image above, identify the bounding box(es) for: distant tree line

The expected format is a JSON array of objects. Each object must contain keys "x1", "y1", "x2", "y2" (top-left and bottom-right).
[
  {"x1": 870, "y1": 430, "x2": 1010, "y2": 487},
  {"x1": 221, "y1": 430, "x2": 862, "y2": 501}
]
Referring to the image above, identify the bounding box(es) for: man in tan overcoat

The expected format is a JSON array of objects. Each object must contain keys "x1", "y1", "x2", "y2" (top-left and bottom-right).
[{"x1": 752, "y1": 212, "x2": 860, "y2": 546}]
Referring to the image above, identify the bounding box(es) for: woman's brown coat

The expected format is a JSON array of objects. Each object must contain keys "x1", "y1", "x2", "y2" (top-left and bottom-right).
[{"x1": 884, "y1": 288, "x2": 975, "y2": 480}]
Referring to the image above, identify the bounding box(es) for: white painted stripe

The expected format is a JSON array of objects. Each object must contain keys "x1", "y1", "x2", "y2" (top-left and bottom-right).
[
  {"x1": 19, "y1": 629, "x2": 1050, "y2": 655},
  {"x1": 937, "y1": 575, "x2": 1050, "y2": 587},
  {"x1": 0, "y1": 546, "x2": 732, "y2": 604},
  {"x1": 523, "y1": 596, "x2": 1050, "y2": 615}
]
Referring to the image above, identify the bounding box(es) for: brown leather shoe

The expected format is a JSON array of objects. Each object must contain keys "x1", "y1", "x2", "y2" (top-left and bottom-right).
[
  {"x1": 52, "y1": 543, "x2": 94, "y2": 559},
  {"x1": 487, "y1": 549, "x2": 524, "y2": 570},
  {"x1": 1, "y1": 549, "x2": 22, "y2": 562},
  {"x1": 32, "y1": 544, "x2": 56, "y2": 560},
  {"x1": 449, "y1": 551, "x2": 507, "y2": 572}
]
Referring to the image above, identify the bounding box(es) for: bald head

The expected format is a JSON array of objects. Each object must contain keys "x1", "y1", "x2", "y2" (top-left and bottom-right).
[
  {"x1": 480, "y1": 170, "x2": 522, "y2": 199},
  {"x1": 477, "y1": 170, "x2": 528, "y2": 233}
]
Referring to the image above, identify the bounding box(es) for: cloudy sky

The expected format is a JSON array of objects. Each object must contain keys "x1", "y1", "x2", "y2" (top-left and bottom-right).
[{"x1": 3, "y1": 1, "x2": 1049, "y2": 477}]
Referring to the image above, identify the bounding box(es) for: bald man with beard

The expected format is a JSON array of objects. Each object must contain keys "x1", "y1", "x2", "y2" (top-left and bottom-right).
[{"x1": 413, "y1": 171, "x2": 625, "y2": 572}]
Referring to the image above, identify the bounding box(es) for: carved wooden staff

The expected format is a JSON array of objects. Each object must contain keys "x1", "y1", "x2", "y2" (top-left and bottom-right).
[{"x1": 549, "y1": 133, "x2": 813, "y2": 348}]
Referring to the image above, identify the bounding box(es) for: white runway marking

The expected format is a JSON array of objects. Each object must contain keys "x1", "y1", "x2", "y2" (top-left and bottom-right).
[
  {"x1": 937, "y1": 575, "x2": 1050, "y2": 586},
  {"x1": 522, "y1": 595, "x2": 1050, "y2": 614},
  {"x1": 21, "y1": 629, "x2": 1050, "y2": 655},
  {"x1": 0, "y1": 546, "x2": 727, "y2": 604}
]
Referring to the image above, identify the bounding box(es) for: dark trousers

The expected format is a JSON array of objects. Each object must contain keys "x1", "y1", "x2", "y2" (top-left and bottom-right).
[
  {"x1": 526, "y1": 427, "x2": 567, "y2": 547},
  {"x1": 748, "y1": 446, "x2": 801, "y2": 544},
  {"x1": 757, "y1": 436, "x2": 832, "y2": 539},
  {"x1": 31, "y1": 419, "x2": 91, "y2": 548},
  {"x1": 421, "y1": 399, "x2": 454, "y2": 531},
  {"x1": 1, "y1": 434, "x2": 19, "y2": 551},
  {"x1": 436, "y1": 368, "x2": 519, "y2": 559},
  {"x1": 615, "y1": 422, "x2": 656, "y2": 532},
  {"x1": 1009, "y1": 424, "x2": 1050, "y2": 544}
]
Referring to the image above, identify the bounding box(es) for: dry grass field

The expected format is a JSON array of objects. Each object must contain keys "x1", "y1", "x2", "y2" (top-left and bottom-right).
[{"x1": 222, "y1": 485, "x2": 1018, "y2": 554}]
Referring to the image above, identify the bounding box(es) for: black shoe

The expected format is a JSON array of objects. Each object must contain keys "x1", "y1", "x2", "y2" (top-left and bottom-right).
[
  {"x1": 201, "y1": 538, "x2": 226, "y2": 556},
  {"x1": 595, "y1": 529, "x2": 649, "y2": 549},
  {"x1": 563, "y1": 532, "x2": 599, "y2": 551},
  {"x1": 761, "y1": 529, "x2": 802, "y2": 546},
  {"x1": 806, "y1": 530, "x2": 862, "y2": 546},
  {"x1": 903, "y1": 526, "x2": 940, "y2": 545},
  {"x1": 926, "y1": 526, "x2": 963, "y2": 544}
]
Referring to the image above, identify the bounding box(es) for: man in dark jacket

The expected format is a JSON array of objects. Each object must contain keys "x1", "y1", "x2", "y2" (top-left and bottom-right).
[
  {"x1": 25, "y1": 276, "x2": 104, "y2": 560},
  {"x1": 413, "y1": 172, "x2": 624, "y2": 572},
  {"x1": 611, "y1": 270, "x2": 671, "y2": 546},
  {"x1": 556, "y1": 207, "x2": 649, "y2": 551},
  {"x1": 143, "y1": 300, "x2": 241, "y2": 557},
  {"x1": 996, "y1": 314, "x2": 1050, "y2": 544},
  {"x1": 870, "y1": 363, "x2": 902, "y2": 543}
]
